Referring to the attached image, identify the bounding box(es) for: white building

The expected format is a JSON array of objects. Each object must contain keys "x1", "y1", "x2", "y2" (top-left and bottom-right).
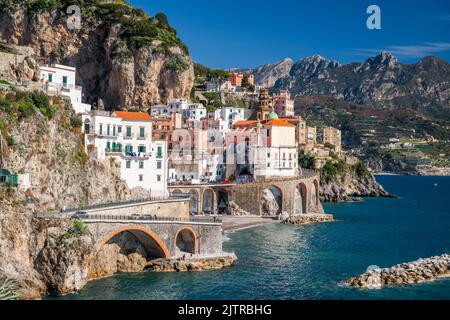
[
  {"x1": 206, "y1": 80, "x2": 236, "y2": 93},
  {"x1": 252, "y1": 119, "x2": 298, "y2": 178},
  {"x1": 229, "y1": 115, "x2": 298, "y2": 179},
  {"x1": 39, "y1": 64, "x2": 91, "y2": 114},
  {"x1": 81, "y1": 111, "x2": 168, "y2": 196},
  {"x1": 150, "y1": 99, "x2": 206, "y2": 122},
  {"x1": 208, "y1": 106, "x2": 245, "y2": 131},
  {"x1": 182, "y1": 103, "x2": 207, "y2": 122}
]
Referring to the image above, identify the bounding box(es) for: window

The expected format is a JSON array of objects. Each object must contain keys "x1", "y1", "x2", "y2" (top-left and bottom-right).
[
  {"x1": 126, "y1": 160, "x2": 131, "y2": 169},
  {"x1": 125, "y1": 145, "x2": 133, "y2": 155},
  {"x1": 126, "y1": 126, "x2": 132, "y2": 138},
  {"x1": 138, "y1": 146, "x2": 146, "y2": 153},
  {"x1": 139, "y1": 174, "x2": 143, "y2": 182},
  {"x1": 139, "y1": 161, "x2": 144, "y2": 169},
  {"x1": 62, "y1": 76, "x2": 68, "y2": 87},
  {"x1": 267, "y1": 163, "x2": 270, "y2": 167},
  {"x1": 118, "y1": 126, "x2": 122, "y2": 133},
  {"x1": 48, "y1": 74, "x2": 53, "y2": 83},
  {"x1": 267, "y1": 153, "x2": 270, "y2": 158},
  {"x1": 157, "y1": 146, "x2": 163, "y2": 158},
  {"x1": 157, "y1": 161, "x2": 162, "y2": 169},
  {"x1": 157, "y1": 175, "x2": 161, "y2": 182},
  {"x1": 99, "y1": 124, "x2": 103, "y2": 135},
  {"x1": 139, "y1": 127, "x2": 145, "y2": 138},
  {"x1": 106, "y1": 141, "x2": 111, "y2": 151},
  {"x1": 107, "y1": 125, "x2": 110, "y2": 136},
  {"x1": 113, "y1": 126, "x2": 116, "y2": 136}
]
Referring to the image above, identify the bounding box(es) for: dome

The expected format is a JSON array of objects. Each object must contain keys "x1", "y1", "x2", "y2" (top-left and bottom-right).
[{"x1": 267, "y1": 111, "x2": 279, "y2": 120}]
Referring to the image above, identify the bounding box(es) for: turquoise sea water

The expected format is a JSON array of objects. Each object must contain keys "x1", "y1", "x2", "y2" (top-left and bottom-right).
[{"x1": 51, "y1": 176, "x2": 450, "y2": 300}]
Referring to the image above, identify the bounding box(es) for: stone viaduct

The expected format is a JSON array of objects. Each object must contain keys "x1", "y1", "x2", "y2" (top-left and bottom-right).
[
  {"x1": 38, "y1": 196, "x2": 224, "y2": 261},
  {"x1": 168, "y1": 169, "x2": 324, "y2": 216}
]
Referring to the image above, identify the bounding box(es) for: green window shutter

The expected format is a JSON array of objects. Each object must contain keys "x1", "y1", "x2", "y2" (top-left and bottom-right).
[
  {"x1": 106, "y1": 141, "x2": 111, "y2": 151},
  {"x1": 157, "y1": 146, "x2": 163, "y2": 157}
]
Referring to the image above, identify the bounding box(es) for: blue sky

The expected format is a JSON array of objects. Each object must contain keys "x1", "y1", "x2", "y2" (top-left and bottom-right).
[{"x1": 129, "y1": 0, "x2": 450, "y2": 69}]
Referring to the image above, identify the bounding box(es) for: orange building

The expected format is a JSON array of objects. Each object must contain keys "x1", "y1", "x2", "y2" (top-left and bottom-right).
[{"x1": 230, "y1": 73, "x2": 244, "y2": 87}]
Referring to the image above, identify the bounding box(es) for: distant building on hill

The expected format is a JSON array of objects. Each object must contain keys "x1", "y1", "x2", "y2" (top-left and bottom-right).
[
  {"x1": 39, "y1": 64, "x2": 91, "y2": 114},
  {"x1": 323, "y1": 127, "x2": 342, "y2": 153},
  {"x1": 230, "y1": 73, "x2": 244, "y2": 87}
]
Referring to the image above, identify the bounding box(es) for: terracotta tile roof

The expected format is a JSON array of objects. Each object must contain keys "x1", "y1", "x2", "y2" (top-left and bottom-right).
[
  {"x1": 114, "y1": 111, "x2": 154, "y2": 121},
  {"x1": 263, "y1": 119, "x2": 296, "y2": 127},
  {"x1": 234, "y1": 120, "x2": 257, "y2": 127}
]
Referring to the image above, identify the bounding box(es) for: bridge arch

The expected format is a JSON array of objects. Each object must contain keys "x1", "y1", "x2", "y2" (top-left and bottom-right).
[
  {"x1": 217, "y1": 188, "x2": 230, "y2": 215},
  {"x1": 174, "y1": 227, "x2": 197, "y2": 255},
  {"x1": 261, "y1": 185, "x2": 283, "y2": 216},
  {"x1": 295, "y1": 182, "x2": 308, "y2": 214},
  {"x1": 188, "y1": 189, "x2": 200, "y2": 214},
  {"x1": 202, "y1": 188, "x2": 215, "y2": 214},
  {"x1": 311, "y1": 179, "x2": 320, "y2": 211},
  {"x1": 95, "y1": 225, "x2": 170, "y2": 258}
]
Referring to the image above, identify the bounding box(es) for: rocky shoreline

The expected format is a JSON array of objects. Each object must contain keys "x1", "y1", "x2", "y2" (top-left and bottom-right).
[
  {"x1": 281, "y1": 213, "x2": 334, "y2": 225},
  {"x1": 321, "y1": 173, "x2": 393, "y2": 202},
  {"x1": 145, "y1": 254, "x2": 237, "y2": 272},
  {"x1": 347, "y1": 254, "x2": 450, "y2": 289}
]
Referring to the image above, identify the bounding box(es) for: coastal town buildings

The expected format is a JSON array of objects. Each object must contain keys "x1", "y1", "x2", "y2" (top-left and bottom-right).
[
  {"x1": 39, "y1": 64, "x2": 91, "y2": 114},
  {"x1": 81, "y1": 111, "x2": 168, "y2": 196}
]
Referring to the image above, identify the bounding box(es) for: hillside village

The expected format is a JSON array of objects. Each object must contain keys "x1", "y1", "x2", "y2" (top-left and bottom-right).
[{"x1": 1, "y1": 62, "x2": 352, "y2": 200}]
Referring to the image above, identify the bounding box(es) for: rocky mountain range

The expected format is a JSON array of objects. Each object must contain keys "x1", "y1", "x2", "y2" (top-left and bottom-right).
[
  {"x1": 0, "y1": 0, "x2": 194, "y2": 110},
  {"x1": 248, "y1": 52, "x2": 450, "y2": 119}
]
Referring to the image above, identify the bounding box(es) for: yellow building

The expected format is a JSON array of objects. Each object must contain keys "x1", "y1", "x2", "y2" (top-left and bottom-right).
[{"x1": 323, "y1": 127, "x2": 342, "y2": 153}]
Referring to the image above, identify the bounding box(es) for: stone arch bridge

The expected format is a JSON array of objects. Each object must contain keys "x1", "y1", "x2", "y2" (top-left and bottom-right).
[
  {"x1": 37, "y1": 196, "x2": 224, "y2": 260},
  {"x1": 168, "y1": 169, "x2": 324, "y2": 216}
]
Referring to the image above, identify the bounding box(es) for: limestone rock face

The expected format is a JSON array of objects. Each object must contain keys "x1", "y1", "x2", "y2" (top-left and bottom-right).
[
  {"x1": 320, "y1": 173, "x2": 391, "y2": 202},
  {"x1": 0, "y1": 6, "x2": 194, "y2": 110},
  {"x1": 228, "y1": 201, "x2": 250, "y2": 216},
  {"x1": 260, "y1": 189, "x2": 279, "y2": 216},
  {"x1": 34, "y1": 221, "x2": 95, "y2": 295},
  {"x1": 0, "y1": 44, "x2": 39, "y2": 83}
]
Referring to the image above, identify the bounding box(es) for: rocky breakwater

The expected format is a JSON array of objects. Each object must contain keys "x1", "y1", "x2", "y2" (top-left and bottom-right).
[
  {"x1": 281, "y1": 213, "x2": 334, "y2": 225},
  {"x1": 146, "y1": 253, "x2": 237, "y2": 272},
  {"x1": 347, "y1": 254, "x2": 450, "y2": 289}
]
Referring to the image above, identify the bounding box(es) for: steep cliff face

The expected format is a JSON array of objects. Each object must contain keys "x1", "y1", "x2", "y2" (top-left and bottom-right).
[
  {"x1": 0, "y1": 1, "x2": 194, "y2": 110},
  {"x1": 0, "y1": 89, "x2": 148, "y2": 298}
]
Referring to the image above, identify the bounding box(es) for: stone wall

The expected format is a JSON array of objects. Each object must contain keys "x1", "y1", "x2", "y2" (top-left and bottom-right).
[
  {"x1": 81, "y1": 199, "x2": 190, "y2": 220},
  {"x1": 230, "y1": 175, "x2": 324, "y2": 215}
]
